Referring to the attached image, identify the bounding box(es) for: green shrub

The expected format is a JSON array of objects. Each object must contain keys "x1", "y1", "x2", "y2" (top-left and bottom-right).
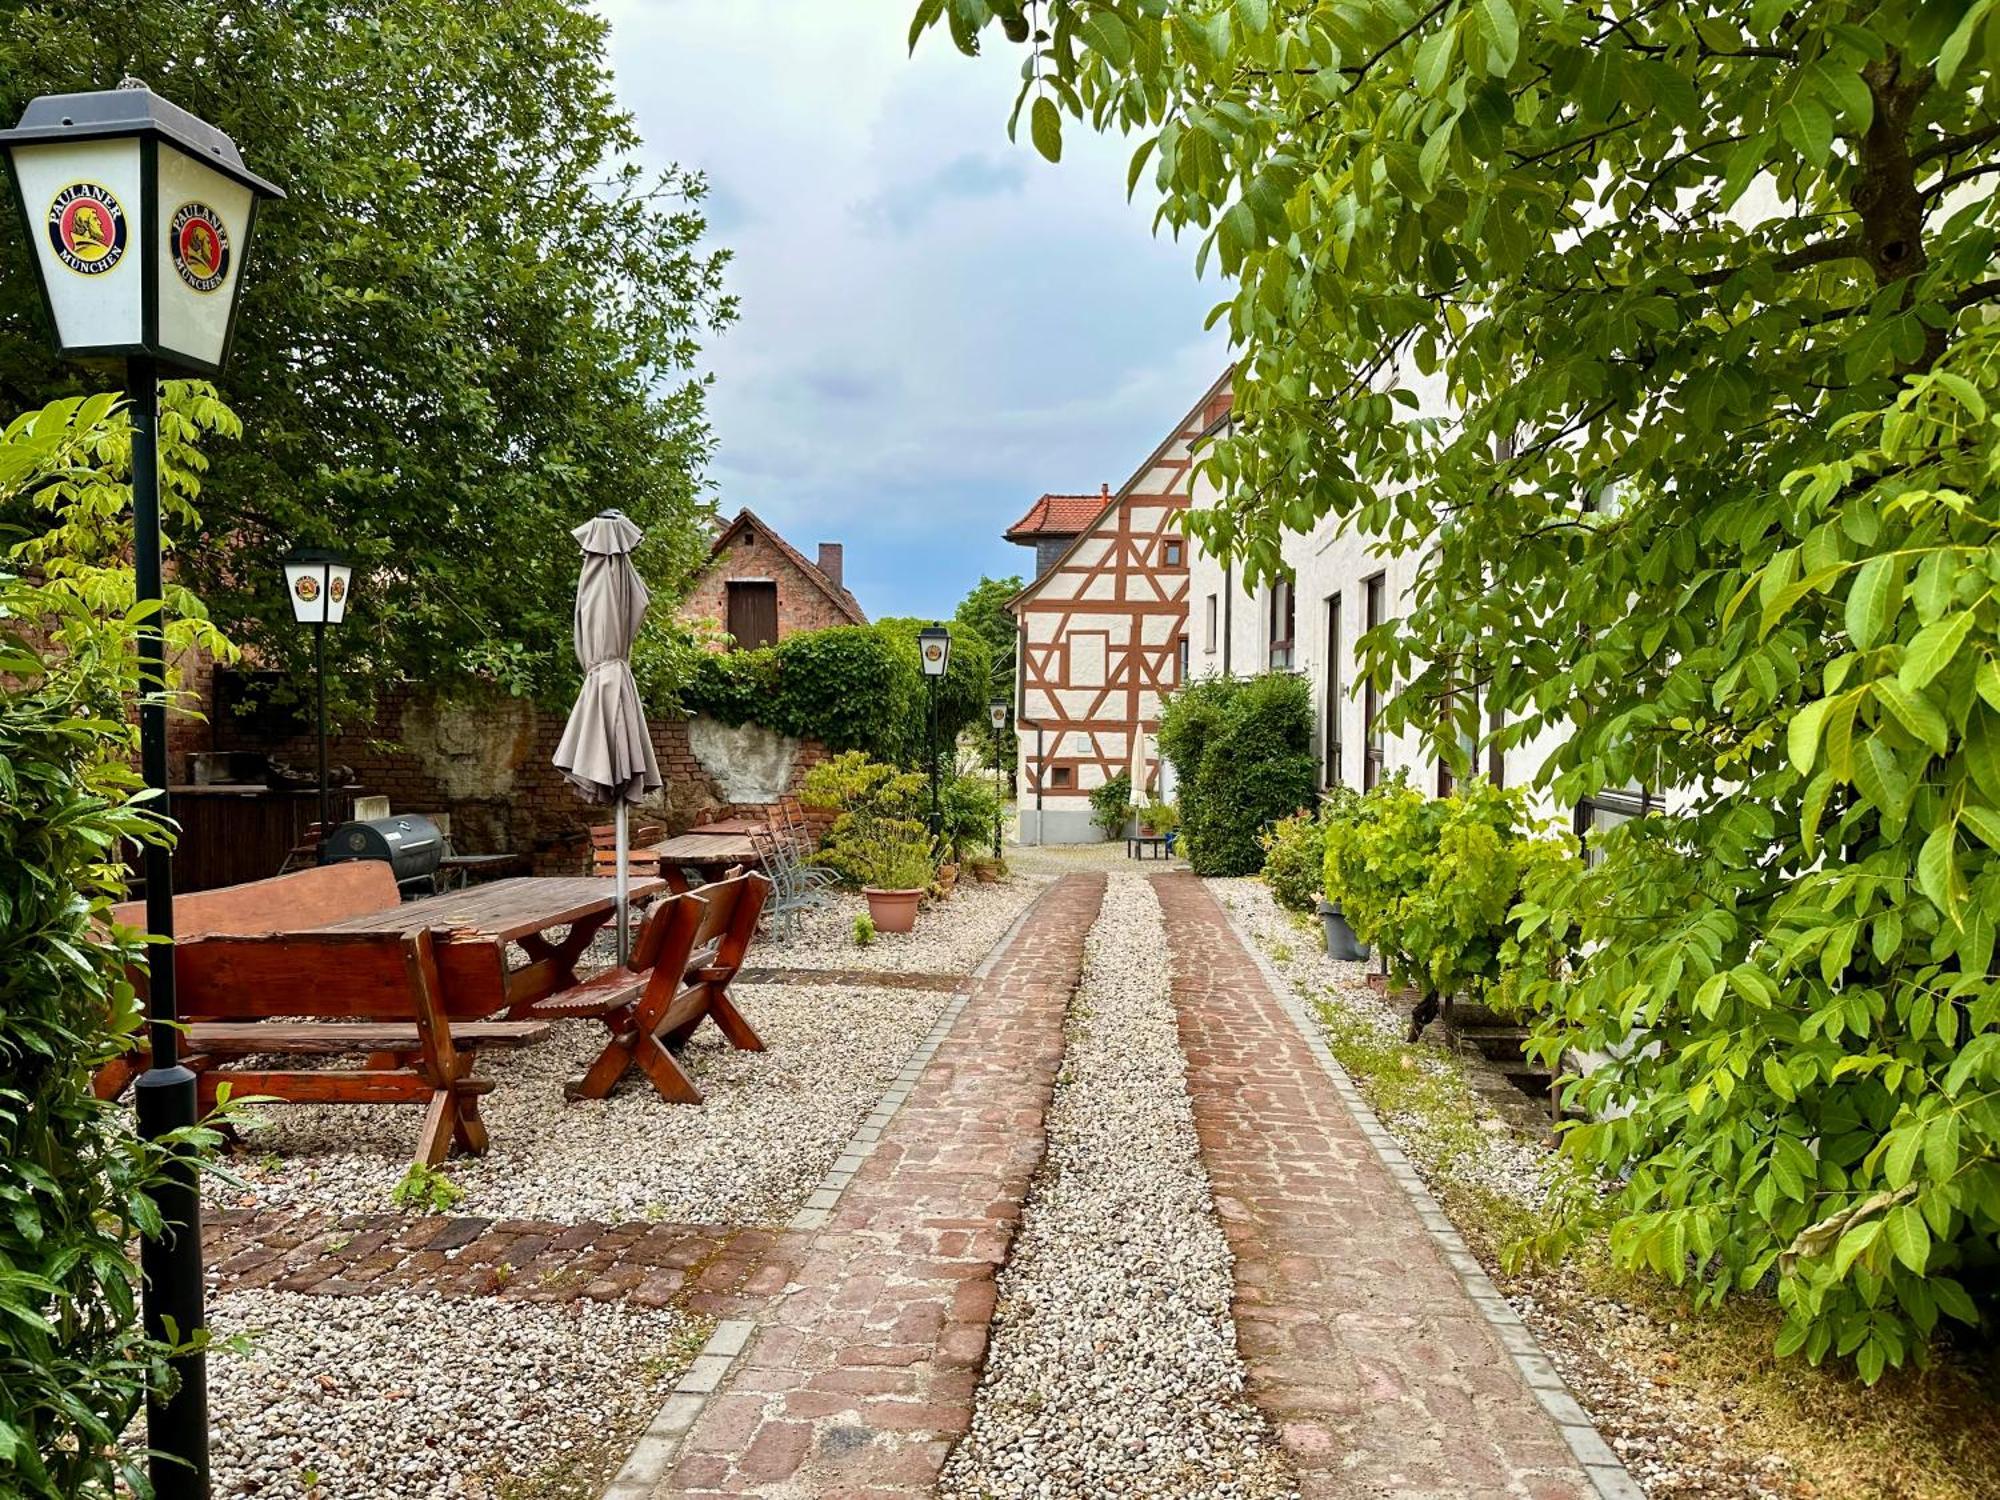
[
  {"x1": 852, "y1": 912, "x2": 877, "y2": 947},
  {"x1": 939, "y1": 772, "x2": 1002, "y2": 863},
  {"x1": 2, "y1": 390, "x2": 237, "y2": 1496},
  {"x1": 682, "y1": 621, "x2": 997, "y2": 770},
  {"x1": 1135, "y1": 799, "x2": 1178, "y2": 833},
  {"x1": 1160, "y1": 673, "x2": 1316, "y2": 875},
  {"x1": 1089, "y1": 770, "x2": 1132, "y2": 839},
  {"x1": 1323, "y1": 776, "x2": 1575, "y2": 1032},
  {"x1": 800, "y1": 751, "x2": 932, "y2": 888},
  {"x1": 1259, "y1": 810, "x2": 1325, "y2": 914}
]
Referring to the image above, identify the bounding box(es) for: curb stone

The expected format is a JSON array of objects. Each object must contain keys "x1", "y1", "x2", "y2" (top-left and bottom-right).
[
  {"x1": 1214, "y1": 895, "x2": 1645, "y2": 1500},
  {"x1": 595, "y1": 878, "x2": 1058, "y2": 1499}
]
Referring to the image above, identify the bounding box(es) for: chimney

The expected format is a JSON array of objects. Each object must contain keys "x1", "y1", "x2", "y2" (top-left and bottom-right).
[
  {"x1": 1101, "y1": 482, "x2": 1110, "y2": 498},
  {"x1": 816, "y1": 542, "x2": 844, "y2": 588}
]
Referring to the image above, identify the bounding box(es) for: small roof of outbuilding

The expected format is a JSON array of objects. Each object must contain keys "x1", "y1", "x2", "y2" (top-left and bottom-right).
[{"x1": 1004, "y1": 486, "x2": 1113, "y2": 542}]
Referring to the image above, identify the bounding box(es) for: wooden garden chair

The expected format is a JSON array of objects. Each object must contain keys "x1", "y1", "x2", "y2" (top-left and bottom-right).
[{"x1": 526, "y1": 871, "x2": 771, "y2": 1103}]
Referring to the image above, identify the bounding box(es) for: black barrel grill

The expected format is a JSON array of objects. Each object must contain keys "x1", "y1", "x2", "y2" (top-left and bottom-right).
[{"x1": 318, "y1": 814, "x2": 445, "y2": 890}]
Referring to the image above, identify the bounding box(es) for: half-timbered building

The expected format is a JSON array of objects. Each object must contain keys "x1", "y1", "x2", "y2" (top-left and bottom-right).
[{"x1": 1008, "y1": 370, "x2": 1231, "y2": 843}]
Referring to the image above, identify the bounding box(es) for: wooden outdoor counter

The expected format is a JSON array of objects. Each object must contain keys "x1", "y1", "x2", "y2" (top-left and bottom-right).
[{"x1": 164, "y1": 783, "x2": 365, "y2": 892}]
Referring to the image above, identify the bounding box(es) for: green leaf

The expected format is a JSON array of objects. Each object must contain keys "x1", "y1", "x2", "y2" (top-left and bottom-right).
[
  {"x1": 1873, "y1": 678, "x2": 1949, "y2": 756},
  {"x1": 1788, "y1": 697, "x2": 1832, "y2": 775},
  {"x1": 1030, "y1": 94, "x2": 1063, "y2": 163},
  {"x1": 1885, "y1": 1205, "x2": 1931, "y2": 1273},
  {"x1": 1845, "y1": 553, "x2": 1902, "y2": 650},
  {"x1": 1778, "y1": 95, "x2": 1834, "y2": 163},
  {"x1": 1833, "y1": 1217, "x2": 1881, "y2": 1276},
  {"x1": 1900, "y1": 611, "x2": 1976, "y2": 692},
  {"x1": 1478, "y1": 0, "x2": 1519, "y2": 75},
  {"x1": 1413, "y1": 24, "x2": 1455, "y2": 96}
]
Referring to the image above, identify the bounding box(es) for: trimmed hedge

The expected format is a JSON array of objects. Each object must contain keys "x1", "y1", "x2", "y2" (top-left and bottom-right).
[
  {"x1": 1158, "y1": 672, "x2": 1317, "y2": 876},
  {"x1": 681, "y1": 619, "x2": 991, "y2": 769}
]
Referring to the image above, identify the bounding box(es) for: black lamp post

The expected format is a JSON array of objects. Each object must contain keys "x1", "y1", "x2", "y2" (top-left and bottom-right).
[
  {"x1": 917, "y1": 623, "x2": 951, "y2": 837},
  {"x1": 988, "y1": 699, "x2": 1008, "y2": 857},
  {"x1": 1, "y1": 83, "x2": 282, "y2": 1500},
  {"x1": 283, "y1": 550, "x2": 353, "y2": 838}
]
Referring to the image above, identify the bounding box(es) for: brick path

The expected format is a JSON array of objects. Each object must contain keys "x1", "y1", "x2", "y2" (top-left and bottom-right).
[
  {"x1": 654, "y1": 872, "x2": 1106, "y2": 1496},
  {"x1": 204, "y1": 1207, "x2": 785, "y2": 1316},
  {"x1": 1154, "y1": 872, "x2": 1618, "y2": 1499}
]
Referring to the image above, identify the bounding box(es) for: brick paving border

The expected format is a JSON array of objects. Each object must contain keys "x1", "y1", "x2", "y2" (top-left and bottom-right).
[
  {"x1": 605, "y1": 873, "x2": 1102, "y2": 1498},
  {"x1": 1159, "y1": 872, "x2": 1642, "y2": 1500}
]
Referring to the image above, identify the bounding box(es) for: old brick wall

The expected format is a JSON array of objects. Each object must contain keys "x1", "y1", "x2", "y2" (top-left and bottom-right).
[
  {"x1": 678, "y1": 529, "x2": 858, "y2": 644},
  {"x1": 191, "y1": 678, "x2": 829, "y2": 873}
]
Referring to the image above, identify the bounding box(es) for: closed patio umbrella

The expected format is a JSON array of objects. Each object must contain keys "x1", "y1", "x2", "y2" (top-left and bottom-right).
[{"x1": 553, "y1": 509, "x2": 662, "y2": 963}]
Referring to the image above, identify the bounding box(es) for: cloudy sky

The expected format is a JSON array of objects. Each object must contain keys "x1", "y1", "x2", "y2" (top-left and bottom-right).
[{"x1": 597, "y1": 0, "x2": 1226, "y2": 620}]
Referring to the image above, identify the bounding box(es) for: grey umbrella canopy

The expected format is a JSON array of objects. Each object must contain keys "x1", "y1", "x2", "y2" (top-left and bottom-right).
[
  {"x1": 553, "y1": 510, "x2": 661, "y2": 965},
  {"x1": 553, "y1": 509, "x2": 663, "y2": 804}
]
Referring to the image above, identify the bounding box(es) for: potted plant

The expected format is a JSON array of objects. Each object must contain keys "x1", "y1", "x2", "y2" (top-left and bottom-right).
[
  {"x1": 1136, "y1": 800, "x2": 1178, "y2": 838},
  {"x1": 856, "y1": 825, "x2": 936, "y2": 934},
  {"x1": 1312, "y1": 785, "x2": 1370, "y2": 962}
]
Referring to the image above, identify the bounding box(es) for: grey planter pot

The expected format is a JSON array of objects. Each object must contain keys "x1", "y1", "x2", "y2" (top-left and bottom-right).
[{"x1": 1316, "y1": 898, "x2": 1369, "y2": 962}]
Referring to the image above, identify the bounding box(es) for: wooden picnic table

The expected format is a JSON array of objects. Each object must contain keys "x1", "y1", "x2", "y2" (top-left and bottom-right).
[
  {"x1": 647, "y1": 832, "x2": 763, "y2": 894},
  {"x1": 297, "y1": 875, "x2": 665, "y2": 1017},
  {"x1": 688, "y1": 815, "x2": 766, "y2": 836}
]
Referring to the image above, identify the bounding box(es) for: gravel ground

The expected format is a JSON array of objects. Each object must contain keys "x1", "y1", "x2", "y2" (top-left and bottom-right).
[
  {"x1": 210, "y1": 978, "x2": 955, "y2": 1225},
  {"x1": 939, "y1": 874, "x2": 1296, "y2": 1500},
  {"x1": 1211, "y1": 875, "x2": 1802, "y2": 1500},
  {"x1": 753, "y1": 875, "x2": 1042, "y2": 975},
  {"x1": 201, "y1": 1289, "x2": 702, "y2": 1499}
]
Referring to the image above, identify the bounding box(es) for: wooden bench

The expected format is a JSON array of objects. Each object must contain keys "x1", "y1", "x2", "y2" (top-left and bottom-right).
[
  {"x1": 524, "y1": 871, "x2": 770, "y2": 1103},
  {"x1": 589, "y1": 821, "x2": 665, "y2": 880},
  {"x1": 99, "y1": 864, "x2": 551, "y2": 1164}
]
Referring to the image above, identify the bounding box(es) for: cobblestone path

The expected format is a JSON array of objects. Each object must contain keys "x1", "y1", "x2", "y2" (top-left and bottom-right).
[
  {"x1": 1155, "y1": 871, "x2": 1636, "y2": 1499},
  {"x1": 650, "y1": 872, "x2": 1106, "y2": 1495}
]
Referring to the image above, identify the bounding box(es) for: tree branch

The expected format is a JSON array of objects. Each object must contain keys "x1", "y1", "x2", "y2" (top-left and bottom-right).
[{"x1": 1912, "y1": 119, "x2": 2000, "y2": 166}]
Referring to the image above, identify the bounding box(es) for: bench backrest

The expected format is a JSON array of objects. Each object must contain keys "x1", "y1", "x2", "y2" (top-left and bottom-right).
[
  {"x1": 111, "y1": 861, "x2": 399, "y2": 940},
  {"x1": 686, "y1": 871, "x2": 770, "y2": 976},
  {"x1": 170, "y1": 927, "x2": 500, "y2": 1023}
]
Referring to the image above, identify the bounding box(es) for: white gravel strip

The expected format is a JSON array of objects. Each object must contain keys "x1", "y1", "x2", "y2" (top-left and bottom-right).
[
  {"x1": 211, "y1": 980, "x2": 954, "y2": 1225},
  {"x1": 756, "y1": 876, "x2": 1042, "y2": 975},
  {"x1": 938, "y1": 875, "x2": 1297, "y2": 1500},
  {"x1": 203, "y1": 1289, "x2": 702, "y2": 1499}
]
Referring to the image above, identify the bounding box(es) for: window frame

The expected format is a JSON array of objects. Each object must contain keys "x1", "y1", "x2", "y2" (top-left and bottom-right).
[
  {"x1": 1362, "y1": 572, "x2": 1386, "y2": 789},
  {"x1": 1323, "y1": 592, "x2": 1342, "y2": 788}
]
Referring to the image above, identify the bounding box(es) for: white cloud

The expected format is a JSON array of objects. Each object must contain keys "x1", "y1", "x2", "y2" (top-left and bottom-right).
[{"x1": 598, "y1": 0, "x2": 1227, "y2": 616}]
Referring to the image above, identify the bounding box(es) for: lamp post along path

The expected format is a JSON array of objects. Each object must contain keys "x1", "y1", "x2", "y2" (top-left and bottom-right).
[
  {"x1": 1, "y1": 83, "x2": 282, "y2": 1500},
  {"x1": 917, "y1": 623, "x2": 951, "y2": 839},
  {"x1": 988, "y1": 699, "x2": 1008, "y2": 858},
  {"x1": 283, "y1": 551, "x2": 353, "y2": 838}
]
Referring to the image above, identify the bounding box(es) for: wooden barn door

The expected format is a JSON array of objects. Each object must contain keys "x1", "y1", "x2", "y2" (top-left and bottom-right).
[{"x1": 726, "y1": 580, "x2": 778, "y2": 649}]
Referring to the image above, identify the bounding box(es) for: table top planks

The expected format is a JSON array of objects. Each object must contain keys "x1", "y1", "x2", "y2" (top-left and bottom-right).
[
  {"x1": 300, "y1": 876, "x2": 666, "y2": 944},
  {"x1": 649, "y1": 832, "x2": 761, "y2": 865}
]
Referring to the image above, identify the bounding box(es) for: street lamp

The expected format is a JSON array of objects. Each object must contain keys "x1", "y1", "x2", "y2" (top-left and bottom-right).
[
  {"x1": 917, "y1": 623, "x2": 951, "y2": 837},
  {"x1": 2, "y1": 82, "x2": 281, "y2": 1500},
  {"x1": 282, "y1": 549, "x2": 353, "y2": 838},
  {"x1": 988, "y1": 699, "x2": 1009, "y2": 858}
]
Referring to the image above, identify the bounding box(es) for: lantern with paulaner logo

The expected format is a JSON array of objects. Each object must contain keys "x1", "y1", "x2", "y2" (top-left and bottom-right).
[{"x1": 0, "y1": 81, "x2": 282, "y2": 374}]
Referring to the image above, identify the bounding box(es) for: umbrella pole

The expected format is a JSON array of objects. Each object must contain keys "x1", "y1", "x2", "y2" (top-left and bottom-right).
[{"x1": 615, "y1": 800, "x2": 630, "y2": 967}]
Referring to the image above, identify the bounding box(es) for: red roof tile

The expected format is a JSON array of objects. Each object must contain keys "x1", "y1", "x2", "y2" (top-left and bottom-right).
[{"x1": 1004, "y1": 486, "x2": 1111, "y2": 540}]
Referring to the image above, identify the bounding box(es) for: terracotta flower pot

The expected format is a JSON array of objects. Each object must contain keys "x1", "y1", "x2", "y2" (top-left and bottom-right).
[
  {"x1": 937, "y1": 862, "x2": 959, "y2": 896},
  {"x1": 863, "y1": 887, "x2": 923, "y2": 934}
]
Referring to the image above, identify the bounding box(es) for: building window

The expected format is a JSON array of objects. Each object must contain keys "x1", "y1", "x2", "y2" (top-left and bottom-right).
[
  {"x1": 725, "y1": 579, "x2": 778, "y2": 650},
  {"x1": 1204, "y1": 594, "x2": 1218, "y2": 653},
  {"x1": 1575, "y1": 787, "x2": 1652, "y2": 865},
  {"x1": 1050, "y1": 765, "x2": 1073, "y2": 789},
  {"x1": 1362, "y1": 573, "x2": 1386, "y2": 789},
  {"x1": 1323, "y1": 593, "x2": 1342, "y2": 788},
  {"x1": 1268, "y1": 574, "x2": 1296, "y2": 670},
  {"x1": 1176, "y1": 634, "x2": 1190, "y2": 684},
  {"x1": 1163, "y1": 538, "x2": 1184, "y2": 567}
]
